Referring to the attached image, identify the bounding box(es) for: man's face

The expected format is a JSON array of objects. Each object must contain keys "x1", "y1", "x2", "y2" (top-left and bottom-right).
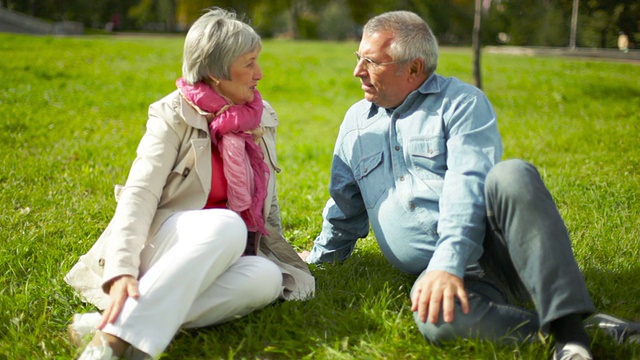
[{"x1": 354, "y1": 31, "x2": 414, "y2": 109}]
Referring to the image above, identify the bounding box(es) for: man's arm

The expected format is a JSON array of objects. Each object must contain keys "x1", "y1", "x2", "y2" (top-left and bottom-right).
[
  {"x1": 413, "y1": 89, "x2": 503, "y2": 323},
  {"x1": 306, "y1": 141, "x2": 370, "y2": 264}
]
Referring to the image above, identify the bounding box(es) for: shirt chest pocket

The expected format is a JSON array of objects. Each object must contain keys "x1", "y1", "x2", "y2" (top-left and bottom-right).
[
  {"x1": 354, "y1": 151, "x2": 386, "y2": 209},
  {"x1": 408, "y1": 136, "x2": 446, "y2": 180}
]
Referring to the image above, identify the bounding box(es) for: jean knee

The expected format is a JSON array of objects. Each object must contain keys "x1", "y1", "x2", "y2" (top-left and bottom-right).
[
  {"x1": 486, "y1": 159, "x2": 540, "y2": 200},
  {"x1": 414, "y1": 312, "x2": 460, "y2": 344},
  {"x1": 414, "y1": 291, "x2": 540, "y2": 345}
]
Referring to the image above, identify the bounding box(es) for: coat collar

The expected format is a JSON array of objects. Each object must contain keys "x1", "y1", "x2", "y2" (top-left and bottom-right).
[{"x1": 175, "y1": 89, "x2": 210, "y2": 132}]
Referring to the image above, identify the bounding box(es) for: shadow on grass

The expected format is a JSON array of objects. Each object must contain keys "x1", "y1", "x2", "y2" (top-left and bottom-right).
[
  {"x1": 582, "y1": 262, "x2": 640, "y2": 322},
  {"x1": 164, "y1": 248, "x2": 418, "y2": 359},
  {"x1": 579, "y1": 81, "x2": 640, "y2": 102},
  {"x1": 162, "y1": 249, "x2": 640, "y2": 359}
]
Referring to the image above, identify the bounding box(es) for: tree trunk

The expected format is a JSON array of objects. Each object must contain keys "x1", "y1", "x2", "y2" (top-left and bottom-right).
[
  {"x1": 166, "y1": 0, "x2": 176, "y2": 32},
  {"x1": 569, "y1": 0, "x2": 579, "y2": 50},
  {"x1": 472, "y1": 0, "x2": 482, "y2": 89},
  {"x1": 289, "y1": 0, "x2": 298, "y2": 39}
]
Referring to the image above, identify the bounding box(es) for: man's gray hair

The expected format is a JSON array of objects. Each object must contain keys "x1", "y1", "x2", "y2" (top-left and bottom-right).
[
  {"x1": 182, "y1": 7, "x2": 261, "y2": 84},
  {"x1": 363, "y1": 11, "x2": 438, "y2": 75}
]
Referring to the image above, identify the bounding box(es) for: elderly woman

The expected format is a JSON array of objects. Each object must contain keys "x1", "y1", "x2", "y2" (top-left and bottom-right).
[{"x1": 64, "y1": 8, "x2": 315, "y2": 359}]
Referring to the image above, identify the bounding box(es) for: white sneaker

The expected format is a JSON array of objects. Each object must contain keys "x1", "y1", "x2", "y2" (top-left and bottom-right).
[
  {"x1": 78, "y1": 333, "x2": 118, "y2": 360},
  {"x1": 553, "y1": 342, "x2": 593, "y2": 360},
  {"x1": 68, "y1": 312, "x2": 102, "y2": 347},
  {"x1": 69, "y1": 312, "x2": 150, "y2": 359}
]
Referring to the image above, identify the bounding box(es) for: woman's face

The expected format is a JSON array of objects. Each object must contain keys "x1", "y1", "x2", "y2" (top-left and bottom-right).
[{"x1": 216, "y1": 50, "x2": 262, "y2": 104}]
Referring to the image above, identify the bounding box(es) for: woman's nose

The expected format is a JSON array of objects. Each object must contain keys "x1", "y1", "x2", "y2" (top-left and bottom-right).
[{"x1": 255, "y1": 63, "x2": 263, "y2": 80}]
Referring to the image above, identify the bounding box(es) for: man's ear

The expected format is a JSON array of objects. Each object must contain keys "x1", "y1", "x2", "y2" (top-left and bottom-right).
[
  {"x1": 407, "y1": 58, "x2": 425, "y2": 83},
  {"x1": 410, "y1": 58, "x2": 423, "y2": 75}
]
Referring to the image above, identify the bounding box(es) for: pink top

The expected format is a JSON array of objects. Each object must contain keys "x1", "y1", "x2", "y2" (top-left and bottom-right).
[{"x1": 205, "y1": 147, "x2": 228, "y2": 209}]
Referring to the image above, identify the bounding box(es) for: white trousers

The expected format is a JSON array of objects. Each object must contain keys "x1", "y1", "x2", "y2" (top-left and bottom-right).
[{"x1": 102, "y1": 209, "x2": 282, "y2": 358}]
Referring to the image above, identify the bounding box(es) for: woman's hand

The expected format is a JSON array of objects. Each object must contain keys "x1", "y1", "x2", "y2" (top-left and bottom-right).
[{"x1": 98, "y1": 275, "x2": 140, "y2": 329}]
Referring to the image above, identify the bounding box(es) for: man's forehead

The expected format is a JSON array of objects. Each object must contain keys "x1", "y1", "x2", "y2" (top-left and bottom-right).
[{"x1": 359, "y1": 31, "x2": 394, "y2": 55}]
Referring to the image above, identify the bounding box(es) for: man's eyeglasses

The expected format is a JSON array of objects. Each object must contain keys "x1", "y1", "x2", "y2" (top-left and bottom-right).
[{"x1": 354, "y1": 51, "x2": 399, "y2": 71}]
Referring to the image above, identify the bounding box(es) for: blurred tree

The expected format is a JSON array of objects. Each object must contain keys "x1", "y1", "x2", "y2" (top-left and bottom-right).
[
  {"x1": 482, "y1": 0, "x2": 639, "y2": 48},
  {"x1": 318, "y1": 0, "x2": 355, "y2": 40},
  {"x1": 129, "y1": 0, "x2": 176, "y2": 31},
  {"x1": 175, "y1": 0, "x2": 210, "y2": 28},
  {"x1": 2, "y1": 0, "x2": 637, "y2": 47},
  {"x1": 496, "y1": 0, "x2": 566, "y2": 46},
  {"x1": 577, "y1": 0, "x2": 638, "y2": 47}
]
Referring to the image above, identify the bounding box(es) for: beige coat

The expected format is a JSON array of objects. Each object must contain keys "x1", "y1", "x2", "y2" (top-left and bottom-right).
[{"x1": 64, "y1": 90, "x2": 315, "y2": 310}]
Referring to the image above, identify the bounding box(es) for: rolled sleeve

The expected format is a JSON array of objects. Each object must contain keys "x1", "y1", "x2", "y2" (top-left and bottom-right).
[{"x1": 427, "y1": 92, "x2": 502, "y2": 278}]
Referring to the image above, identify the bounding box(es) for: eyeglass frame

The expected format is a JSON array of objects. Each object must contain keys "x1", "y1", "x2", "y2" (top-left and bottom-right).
[{"x1": 354, "y1": 51, "x2": 403, "y2": 70}]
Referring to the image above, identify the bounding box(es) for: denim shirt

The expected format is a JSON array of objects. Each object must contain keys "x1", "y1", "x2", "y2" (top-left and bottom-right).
[{"x1": 307, "y1": 74, "x2": 503, "y2": 279}]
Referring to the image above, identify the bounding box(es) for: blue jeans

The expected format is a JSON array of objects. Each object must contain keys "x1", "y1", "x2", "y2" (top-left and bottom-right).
[{"x1": 413, "y1": 159, "x2": 595, "y2": 343}]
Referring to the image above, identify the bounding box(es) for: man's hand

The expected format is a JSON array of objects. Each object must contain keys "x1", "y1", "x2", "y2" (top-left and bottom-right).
[
  {"x1": 298, "y1": 250, "x2": 310, "y2": 261},
  {"x1": 98, "y1": 275, "x2": 140, "y2": 330},
  {"x1": 410, "y1": 270, "x2": 469, "y2": 324}
]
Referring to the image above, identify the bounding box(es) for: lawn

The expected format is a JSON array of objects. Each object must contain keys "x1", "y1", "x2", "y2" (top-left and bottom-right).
[{"x1": 0, "y1": 33, "x2": 639, "y2": 359}]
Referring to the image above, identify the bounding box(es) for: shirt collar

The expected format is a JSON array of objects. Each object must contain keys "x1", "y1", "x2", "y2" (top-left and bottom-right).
[{"x1": 418, "y1": 72, "x2": 441, "y2": 95}]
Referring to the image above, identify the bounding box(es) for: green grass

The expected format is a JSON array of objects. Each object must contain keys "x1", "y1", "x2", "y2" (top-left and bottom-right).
[{"x1": 1, "y1": 33, "x2": 639, "y2": 359}]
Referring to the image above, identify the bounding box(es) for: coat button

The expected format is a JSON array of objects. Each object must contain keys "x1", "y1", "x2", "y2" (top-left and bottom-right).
[{"x1": 98, "y1": 258, "x2": 105, "y2": 267}]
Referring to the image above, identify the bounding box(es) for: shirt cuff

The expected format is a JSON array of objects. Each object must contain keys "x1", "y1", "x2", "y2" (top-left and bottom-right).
[{"x1": 425, "y1": 247, "x2": 468, "y2": 279}]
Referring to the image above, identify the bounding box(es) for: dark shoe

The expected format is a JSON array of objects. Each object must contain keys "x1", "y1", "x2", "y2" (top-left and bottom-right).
[
  {"x1": 552, "y1": 343, "x2": 593, "y2": 360},
  {"x1": 585, "y1": 313, "x2": 640, "y2": 345}
]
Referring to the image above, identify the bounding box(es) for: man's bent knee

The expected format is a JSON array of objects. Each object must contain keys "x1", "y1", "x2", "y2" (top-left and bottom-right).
[
  {"x1": 486, "y1": 159, "x2": 541, "y2": 201},
  {"x1": 414, "y1": 312, "x2": 466, "y2": 344}
]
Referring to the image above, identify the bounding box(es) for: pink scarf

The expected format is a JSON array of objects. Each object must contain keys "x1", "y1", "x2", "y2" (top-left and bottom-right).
[{"x1": 176, "y1": 78, "x2": 269, "y2": 235}]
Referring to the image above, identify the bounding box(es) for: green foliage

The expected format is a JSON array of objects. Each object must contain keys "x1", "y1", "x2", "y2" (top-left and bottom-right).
[
  {"x1": 317, "y1": 0, "x2": 356, "y2": 41},
  {"x1": 4, "y1": 0, "x2": 639, "y2": 47},
  {"x1": 1, "y1": 33, "x2": 639, "y2": 359}
]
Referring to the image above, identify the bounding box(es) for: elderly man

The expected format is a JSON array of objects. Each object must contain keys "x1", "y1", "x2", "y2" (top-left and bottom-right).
[{"x1": 301, "y1": 10, "x2": 638, "y2": 360}]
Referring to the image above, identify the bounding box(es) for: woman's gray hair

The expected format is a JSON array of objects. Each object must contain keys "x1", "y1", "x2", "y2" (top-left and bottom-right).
[
  {"x1": 363, "y1": 11, "x2": 438, "y2": 75},
  {"x1": 182, "y1": 7, "x2": 261, "y2": 84}
]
